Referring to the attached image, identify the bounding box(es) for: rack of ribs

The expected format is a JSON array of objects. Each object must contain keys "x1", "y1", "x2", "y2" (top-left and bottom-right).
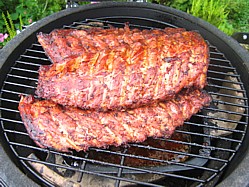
[
  {"x1": 19, "y1": 89, "x2": 211, "y2": 152},
  {"x1": 36, "y1": 26, "x2": 209, "y2": 111}
]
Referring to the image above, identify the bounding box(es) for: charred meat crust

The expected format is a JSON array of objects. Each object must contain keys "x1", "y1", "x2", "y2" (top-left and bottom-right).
[
  {"x1": 19, "y1": 89, "x2": 211, "y2": 152},
  {"x1": 36, "y1": 26, "x2": 209, "y2": 111}
]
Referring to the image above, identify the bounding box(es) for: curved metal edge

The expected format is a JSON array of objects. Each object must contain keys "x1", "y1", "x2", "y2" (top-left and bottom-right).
[
  {"x1": 0, "y1": 2, "x2": 249, "y2": 186},
  {"x1": 217, "y1": 149, "x2": 249, "y2": 187},
  {"x1": 0, "y1": 140, "x2": 38, "y2": 187}
]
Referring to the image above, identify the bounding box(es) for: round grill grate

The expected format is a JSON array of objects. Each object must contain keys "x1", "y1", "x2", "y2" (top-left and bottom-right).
[{"x1": 0, "y1": 5, "x2": 248, "y2": 187}]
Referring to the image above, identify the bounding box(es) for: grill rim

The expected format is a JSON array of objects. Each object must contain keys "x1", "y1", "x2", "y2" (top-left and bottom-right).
[
  {"x1": 1, "y1": 2, "x2": 249, "y2": 72},
  {"x1": 0, "y1": 2, "x2": 249, "y2": 187}
]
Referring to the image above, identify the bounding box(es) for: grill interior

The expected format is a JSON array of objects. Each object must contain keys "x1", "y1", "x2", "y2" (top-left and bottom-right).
[{"x1": 0, "y1": 16, "x2": 248, "y2": 187}]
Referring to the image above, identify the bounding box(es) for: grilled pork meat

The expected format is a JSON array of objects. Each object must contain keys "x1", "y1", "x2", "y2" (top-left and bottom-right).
[
  {"x1": 37, "y1": 26, "x2": 191, "y2": 64},
  {"x1": 19, "y1": 89, "x2": 211, "y2": 152},
  {"x1": 36, "y1": 26, "x2": 209, "y2": 111}
]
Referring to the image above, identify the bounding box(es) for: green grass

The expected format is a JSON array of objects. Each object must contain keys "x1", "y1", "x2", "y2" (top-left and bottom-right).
[
  {"x1": 150, "y1": 0, "x2": 248, "y2": 36},
  {"x1": 187, "y1": 0, "x2": 234, "y2": 35}
]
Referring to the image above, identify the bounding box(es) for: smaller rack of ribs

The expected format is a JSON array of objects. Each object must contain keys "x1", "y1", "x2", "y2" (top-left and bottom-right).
[
  {"x1": 19, "y1": 89, "x2": 211, "y2": 152},
  {"x1": 18, "y1": 25, "x2": 211, "y2": 153},
  {"x1": 36, "y1": 25, "x2": 209, "y2": 111}
]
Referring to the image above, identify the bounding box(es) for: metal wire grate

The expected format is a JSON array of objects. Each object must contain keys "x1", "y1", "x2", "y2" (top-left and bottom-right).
[{"x1": 0, "y1": 17, "x2": 248, "y2": 187}]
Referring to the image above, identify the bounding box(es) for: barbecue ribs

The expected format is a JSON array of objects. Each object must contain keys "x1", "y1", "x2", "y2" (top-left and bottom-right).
[
  {"x1": 36, "y1": 26, "x2": 209, "y2": 111},
  {"x1": 19, "y1": 89, "x2": 211, "y2": 152}
]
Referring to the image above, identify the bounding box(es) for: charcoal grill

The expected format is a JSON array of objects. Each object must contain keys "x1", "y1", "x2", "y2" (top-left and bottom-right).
[{"x1": 0, "y1": 2, "x2": 249, "y2": 187}]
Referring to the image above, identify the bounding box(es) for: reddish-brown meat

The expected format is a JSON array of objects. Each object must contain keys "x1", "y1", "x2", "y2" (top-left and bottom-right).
[
  {"x1": 36, "y1": 26, "x2": 209, "y2": 111},
  {"x1": 18, "y1": 89, "x2": 211, "y2": 152},
  {"x1": 37, "y1": 26, "x2": 188, "y2": 64}
]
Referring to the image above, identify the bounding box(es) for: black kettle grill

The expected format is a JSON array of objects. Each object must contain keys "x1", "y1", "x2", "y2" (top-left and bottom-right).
[{"x1": 0, "y1": 2, "x2": 249, "y2": 187}]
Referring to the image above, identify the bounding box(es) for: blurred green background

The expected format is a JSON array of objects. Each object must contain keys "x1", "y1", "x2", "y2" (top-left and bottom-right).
[{"x1": 0, "y1": 0, "x2": 248, "y2": 48}]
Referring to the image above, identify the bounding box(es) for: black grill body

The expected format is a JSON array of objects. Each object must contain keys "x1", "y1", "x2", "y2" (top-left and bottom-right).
[{"x1": 0, "y1": 2, "x2": 249, "y2": 187}]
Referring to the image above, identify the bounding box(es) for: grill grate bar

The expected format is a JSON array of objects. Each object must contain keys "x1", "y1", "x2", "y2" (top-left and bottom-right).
[
  {"x1": 26, "y1": 48, "x2": 45, "y2": 54},
  {"x1": 0, "y1": 117, "x2": 23, "y2": 124},
  {"x1": 208, "y1": 63, "x2": 235, "y2": 70},
  {"x1": 4, "y1": 81, "x2": 36, "y2": 89},
  {"x1": 207, "y1": 70, "x2": 240, "y2": 76},
  {"x1": 3, "y1": 129, "x2": 28, "y2": 136},
  {"x1": 16, "y1": 60, "x2": 42, "y2": 67},
  {"x1": 76, "y1": 153, "x2": 89, "y2": 183},
  {"x1": 10, "y1": 67, "x2": 39, "y2": 74},
  {"x1": 20, "y1": 54, "x2": 50, "y2": 61},
  {"x1": 209, "y1": 58, "x2": 232, "y2": 64},
  {"x1": 207, "y1": 77, "x2": 244, "y2": 85},
  {"x1": 86, "y1": 17, "x2": 179, "y2": 29},
  {"x1": 31, "y1": 43, "x2": 42, "y2": 48},
  {"x1": 4, "y1": 81, "x2": 37, "y2": 89},
  {"x1": 212, "y1": 99, "x2": 248, "y2": 109},
  {"x1": 6, "y1": 74, "x2": 38, "y2": 81},
  {"x1": 184, "y1": 121, "x2": 245, "y2": 134},
  {"x1": 207, "y1": 83, "x2": 245, "y2": 92},
  {"x1": 210, "y1": 100, "x2": 248, "y2": 112},
  {"x1": 175, "y1": 129, "x2": 243, "y2": 143},
  {"x1": 1, "y1": 89, "x2": 29, "y2": 96},
  {"x1": 210, "y1": 92, "x2": 248, "y2": 100},
  {"x1": 194, "y1": 113, "x2": 247, "y2": 125},
  {"x1": 209, "y1": 46, "x2": 221, "y2": 51},
  {"x1": 126, "y1": 144, "x2": 226, "y2": 163},
  {"x1": 204, "y1": 107, "x2": 247, "y2": 117},
  {"x1": 209, "y1": 51, "x2": 225, "y2": 56},
  {"x1": 64, "y1": 24, "x2": 109, "y2": 30},
  {"x1": 0, "y1": 98, "x2": 19, "y2": 103},
  {"x1": 115, "y1": 149, "x2": 127, "y2": 187},
  {"x1": 157, "y1": 137, "x2": 236, "y2": 153},
  {"x1": 0, "y1": 107, "x2": 19, "y2": 113},
  {"x1": 188, "y1": 117, "x2": 246, "y2": 129}
]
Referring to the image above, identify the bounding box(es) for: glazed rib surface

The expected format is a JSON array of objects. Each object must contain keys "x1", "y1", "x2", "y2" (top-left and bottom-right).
[
  {"x1": 36, "y1": 26, "x2": 209, "y2": 111},
  {"x1": 19, "y1": 89, "x2": 211, "y2": 152}
]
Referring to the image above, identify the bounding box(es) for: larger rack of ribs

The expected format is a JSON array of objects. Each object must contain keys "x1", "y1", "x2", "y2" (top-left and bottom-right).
[
  {"x1": 36, "y1": 26, "x2": 209, "y2": 111},
  {"x1": 18, "y1": 26, "x2": 211, "y2": 152}
]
